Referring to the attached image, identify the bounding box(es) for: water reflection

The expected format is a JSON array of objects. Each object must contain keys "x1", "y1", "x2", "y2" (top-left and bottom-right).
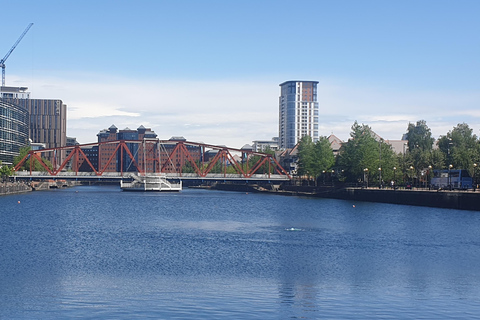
[{"x1": 2, "y1": 187, "x2": 480, "y2": 319}]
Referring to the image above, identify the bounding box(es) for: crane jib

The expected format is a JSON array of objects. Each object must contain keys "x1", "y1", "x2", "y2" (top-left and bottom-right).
[{"x1": 1, "y1": 23, "x2": 34, "y2": 87}]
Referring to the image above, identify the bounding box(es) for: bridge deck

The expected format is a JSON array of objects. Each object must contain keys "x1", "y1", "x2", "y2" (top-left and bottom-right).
[{"x1": 13, "y1": 172, "x2": 291, "y2": 181}]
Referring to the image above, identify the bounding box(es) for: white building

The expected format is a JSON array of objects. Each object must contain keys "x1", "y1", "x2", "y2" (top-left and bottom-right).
[
  {"x1": 252, "y1": 137, "x2": 279, "y2": 152},
  {"x1": 0, "y1": 86, "x2": 30, "y2": 99}
]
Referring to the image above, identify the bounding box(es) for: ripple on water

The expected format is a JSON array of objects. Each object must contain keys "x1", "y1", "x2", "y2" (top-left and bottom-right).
[{"x1": 2, "y1": 187, "x2": 480, "y2": 319}]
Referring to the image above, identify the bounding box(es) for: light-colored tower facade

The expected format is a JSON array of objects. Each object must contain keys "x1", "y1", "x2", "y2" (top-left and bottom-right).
[{"x1": 279, "y1": 80, "x2": 319, "y2": 149}]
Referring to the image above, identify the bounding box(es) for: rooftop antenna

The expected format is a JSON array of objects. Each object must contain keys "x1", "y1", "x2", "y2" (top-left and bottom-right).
[{"x1": 0, "y1": 23, "x2": 34, "y2": 87}]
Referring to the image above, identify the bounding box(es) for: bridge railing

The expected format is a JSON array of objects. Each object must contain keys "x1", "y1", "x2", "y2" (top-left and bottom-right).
[
  {"x1": 164, "y1": 173, "x2": 290, "y2": 180},
  {"x1": 14, "y1": 171, "x2": 127, "y2": 177},
  {"x1": 13, "y1": 171, "x2": 290, "y2": 181},
  {"x1": 13, "y1": 139, "x2": 292, "y2": 180}
]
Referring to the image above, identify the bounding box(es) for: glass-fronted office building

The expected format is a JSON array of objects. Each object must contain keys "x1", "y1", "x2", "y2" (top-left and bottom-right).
[{"x1": 0, "y1": 99, "x2": 29, "y2": 164}]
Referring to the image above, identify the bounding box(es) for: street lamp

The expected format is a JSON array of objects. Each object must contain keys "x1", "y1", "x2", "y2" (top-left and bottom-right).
[
  {"x1": 428, "y1": 165, "x2": 432, "y2": 189},
  {"x1": 379, "y1": 140, "x2": 382, "y2": 188},
  {"x1": 447, "y1": 138, "x2": 453, "y2": 164},
  {"x1": 448, "y1": 164, "x2": 453, "y2": 190},
  {"x1": 378, "y1": 167, "x2": 382, "y2": 188},
  {"x1": 403, "y1": 143, "x2": 408, "y2": 185},
  {"x1": 393, "y1": 166, "x2": 397, "y2": 190},
  {"x1": 409, "y1": 166, "x2": 414, "y2": 188},
  {"x1": 364, "y1": 168, "x2": 369, "y2": 188},
  {"x1": 474, "y1": 163, "x2": 477, "y2": 190}
]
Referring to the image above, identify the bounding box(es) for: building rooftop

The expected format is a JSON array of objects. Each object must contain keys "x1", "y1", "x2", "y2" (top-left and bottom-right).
[
  {"x1": 0, "y1": 86, "x2": 29, "y2": 92},
  {"x1": 169, "y1": 136, "x2": 186, "y2": 141},
  {"x1": 279, "y1": 80, "x2": 319, "y2": 86},
  {"x1": 241, "y1": 144, "x2": 253, "y2": 150}
]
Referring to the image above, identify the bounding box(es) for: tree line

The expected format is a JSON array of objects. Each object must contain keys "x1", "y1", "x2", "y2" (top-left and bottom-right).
[
  {"x1": 296, "y1": 120, "x2": 480, "y2": 187},
  {"x1": 0, "y1": 146, "x2": 53, "y2": 180}
]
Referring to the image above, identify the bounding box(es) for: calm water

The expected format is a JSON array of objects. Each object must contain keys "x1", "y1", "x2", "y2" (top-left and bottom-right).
[{"x1": 1, "y1": 186, "x2": 480, "y2": 319}]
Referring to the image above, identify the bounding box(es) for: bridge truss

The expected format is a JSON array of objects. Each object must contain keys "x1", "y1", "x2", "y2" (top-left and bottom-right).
[{"x1": 14, "y1": 139, "x2": 291, "y2": 180}]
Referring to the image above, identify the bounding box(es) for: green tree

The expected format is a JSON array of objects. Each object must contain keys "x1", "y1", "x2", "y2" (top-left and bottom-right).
[
  {"x1": 401, "y1": 121, "x2": 443, "y2": 186},
  {"x1": 242, "y1": 147, "x2": 276, "y2": 175},
  {"x1": 337, "y1": 121, "x2": 398, "y2": 185},
  {"x1": 296, "y1": 135, "x2": 335, "y2": 185},
  {"x1": 405, "y1": 120, "x2": 435, "y2": 152},
  {"x1": 337, "y1": 122, "x2": 378, "y2": 183},
  {"x1": 430, "y1": 148, "x2": 445, "y2": 170},
  {"x1": 182, "y1": 160, "x2": 198, "y2": 173},
  {"x1": 0, "y1": 161, "x2": 14, "y2": 181},
  {"x1": 437, "y1": 123, "x2": 479, "y2": 171},
  {"x1": 13, "y1": 146, "x2": 53, "y2": 172},
  {"x1": 206, "y1": 159, "x2": 223, "y2": 174},
  {"x1": 313, "y1": 136, "x2": 335, "y2": 184},
  {"x1": 297, "y1": 135, "x2": 316, "y2": 178}
]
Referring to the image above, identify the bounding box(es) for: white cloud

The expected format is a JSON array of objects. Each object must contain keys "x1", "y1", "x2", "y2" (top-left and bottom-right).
[
  {"x1": 68, "y1": 103, "x2": 140, "y2": 119},
  {"x1": 14, "y1": 75, "x2": 279, "y2": 147},
  {"x1": 10, "y1": 73, "x2": 480, "y2": 147},
  {"x1": 316, "y1": 79, "x2": 480, "y2": 141}
]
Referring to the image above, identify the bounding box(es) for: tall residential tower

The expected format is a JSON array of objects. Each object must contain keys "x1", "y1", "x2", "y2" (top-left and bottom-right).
[{"x1": 279, "y1": 80, "x2": 319, "y2": 149}]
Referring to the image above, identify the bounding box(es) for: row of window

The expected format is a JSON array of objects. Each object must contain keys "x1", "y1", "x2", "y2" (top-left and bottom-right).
[
  {"x1": 0, "y1": 108, "x2": 28, "y2": 122},
  {"x1": 29, "y1": 115, "x2": 61, "y2": 128}
]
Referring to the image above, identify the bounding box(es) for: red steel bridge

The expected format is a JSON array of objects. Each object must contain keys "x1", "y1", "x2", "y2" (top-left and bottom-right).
[{"x1": 14, "y1": 139, "x2": 291, "y2": 182}]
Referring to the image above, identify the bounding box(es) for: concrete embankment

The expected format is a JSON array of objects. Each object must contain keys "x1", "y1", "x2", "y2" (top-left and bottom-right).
[
  {"x1": 31, "y1": 180, "x2": 80, "y2": 191},
  {"x1": 332, "y1": 188, "x2": 480, "y2": 211},
  {"x1": 212, "y1": 182, "x2": 480, "y2": 211},
  {"x1": 0, "y1": 179, "x2": 82, "y2": 196},
  {"x1": 282, "y1": 185, "x2": 480, "y2": 211},
  {"x1": 0, "y1": 182, "x2": 32, "y2": 196}
]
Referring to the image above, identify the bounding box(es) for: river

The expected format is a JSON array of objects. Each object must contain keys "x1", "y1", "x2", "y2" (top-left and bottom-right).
[{"x1": 1, "y1": 185, "x2": 480, "y2": 319}]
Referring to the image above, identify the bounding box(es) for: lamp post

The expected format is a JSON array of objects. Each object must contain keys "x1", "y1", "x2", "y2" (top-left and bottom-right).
[
  {"x1": 448, "y1": 164, "x2": 453, "y2": 190},
  {"x1": 364, "y1": 168, "x2": 369, "y2": 188},
  {"x1": 428, "y1": 165, "x2": 432, "y2": 189},
  {"x1": 403, "y1": 143, "x2": 408, "y2": 185},
  {"x1": 409, "y1": 166, "x2": 414, "y2": 189},
  {"x1": 378, "y1": 167, "x2": 382, "y2": 188},
  {"x1": 447, "y1": 138, "x2": 453, "y2": 165},
  {"x1": 393, "y1": 166, "x2": 396, "y2": 190},
  {"x1": 474, "y1": 163, "x2": 477, "y2": 190},
  {"x1": 379, "y1": 140, "x2": 382, "y2": 188}
]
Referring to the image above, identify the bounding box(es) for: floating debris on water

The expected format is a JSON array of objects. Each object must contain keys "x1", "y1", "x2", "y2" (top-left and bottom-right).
[{"x1": 285, "y1": 227, "x2": 302, "y2": 231}]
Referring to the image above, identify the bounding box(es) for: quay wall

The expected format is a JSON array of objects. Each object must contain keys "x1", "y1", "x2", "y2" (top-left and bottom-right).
[
  {"x1": 284, "y1": 186, "x2": 480, "y2": 211},
  {"x1": 0, "y1": 180, "x2": 81, "y2": 196},
  {"x1": 31, "y1": 180, "x2": 80, "y2": 191},
  {"x1": 0, "y1": 182, "x2": 32, "y2": 196},
  {"x1": 212, "y1": 182, "x2": 480, "y2": 211}
]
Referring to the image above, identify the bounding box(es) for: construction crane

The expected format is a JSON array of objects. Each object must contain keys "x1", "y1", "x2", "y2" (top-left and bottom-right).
[{"x1": 0, "y1": 23, "x2": 34, "y2": 87}]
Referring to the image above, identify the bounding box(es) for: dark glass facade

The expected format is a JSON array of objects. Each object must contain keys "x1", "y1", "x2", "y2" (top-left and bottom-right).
[
  {"x1": 0, "y1": 100, "x2": 29, "y2": 164},
  {"x1": 2, "y1": 98, "x2": 67, "y2": 164}
]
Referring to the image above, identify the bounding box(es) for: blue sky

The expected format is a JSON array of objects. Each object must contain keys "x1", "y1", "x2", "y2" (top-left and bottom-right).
[{"x1": 2, "y1": 0, "x2": 480, "y2": 147}]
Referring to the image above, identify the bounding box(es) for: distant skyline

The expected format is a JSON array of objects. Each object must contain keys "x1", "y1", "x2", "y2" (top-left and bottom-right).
[{"x1": 2, "y1": 0, "x2": 480, "y2": 148}]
